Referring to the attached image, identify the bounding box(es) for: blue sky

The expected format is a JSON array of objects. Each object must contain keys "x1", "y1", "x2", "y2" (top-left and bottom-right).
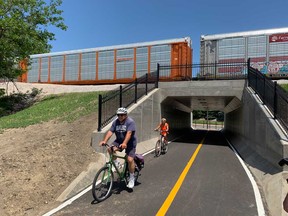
[{"x1": 49, "y1": 0, "x2": 288, "y2": 63}]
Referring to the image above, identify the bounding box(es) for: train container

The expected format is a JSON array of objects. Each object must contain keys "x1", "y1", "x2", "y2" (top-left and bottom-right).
[
  {"x1": 200, "y1": 27, "x2": 288, "y2": 78},
  {"x1": 20, "y1": 37, "x2": 192, "y2": 84}
]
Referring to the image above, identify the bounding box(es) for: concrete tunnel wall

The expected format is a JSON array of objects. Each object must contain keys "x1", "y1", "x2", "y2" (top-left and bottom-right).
[
  {"x1": 224, "y1": 86, "x2": 286, "y2": 168},
  {"x1": 224, "y1": 86, "x2": 288, "y2": 216},
  {"x1": 91, "y1": 89, "x2": 162, "y2": 152},
  {"x1": 161, "y1": 101, "x2": 191, "y2": 130}
]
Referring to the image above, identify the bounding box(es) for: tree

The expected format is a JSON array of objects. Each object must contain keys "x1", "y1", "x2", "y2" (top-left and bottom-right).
[
  {"x1": 193, "y1": 110, "x2": 206, "y2": 119},
  {"x1": 0, "y1": 0, "x2": 67, "y2": 80}
]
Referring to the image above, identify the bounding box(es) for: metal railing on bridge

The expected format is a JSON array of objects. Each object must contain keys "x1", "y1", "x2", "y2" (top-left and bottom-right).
[
  {"x1": 158, "y1": 61, "x2": 248, "y2": 80},
  {"x1": 97, "y1": 71, "x2": 158, "y2": 131},
  {"x1": 248, "y1": 63, "x2": 288, "y2": 134}
]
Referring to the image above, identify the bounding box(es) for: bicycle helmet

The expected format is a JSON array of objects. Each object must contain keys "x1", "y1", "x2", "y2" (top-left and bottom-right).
[{"x1": 116, "y1": 107, "x2": 128, "y2": 115}]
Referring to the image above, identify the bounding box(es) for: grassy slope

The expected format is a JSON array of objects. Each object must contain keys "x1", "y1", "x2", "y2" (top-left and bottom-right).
[
  {"x1": 0, "y1": 92, "x2": 101, "y2": 130},
  {"x1": 281, "y1": 83, "x2": 288, "y2": 92}
]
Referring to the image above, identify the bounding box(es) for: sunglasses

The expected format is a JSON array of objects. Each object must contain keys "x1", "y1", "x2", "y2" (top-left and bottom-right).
[{"x1": 117, "y1": 114, "x2": 126, "y2": 117}]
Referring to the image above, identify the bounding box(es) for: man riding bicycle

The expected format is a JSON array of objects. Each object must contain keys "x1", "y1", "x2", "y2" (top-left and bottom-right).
[
  {"x1": 154, "y1": 118, "x2": 169, "y2": 144},
  {"x1": 99, "y1": 107, "x2": 137, "y2": 189}
]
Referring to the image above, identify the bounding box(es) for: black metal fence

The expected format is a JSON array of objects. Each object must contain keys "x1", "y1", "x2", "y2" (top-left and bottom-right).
[
  {"x1": 158, "y1": 61, "x2": 248, "y2": 80},
  {"x1": 97, "y1": 71, "x2": 158, "y2": 131},
  {"x1": 248, "y1": 65, "x2": 288, "y2": 134}
]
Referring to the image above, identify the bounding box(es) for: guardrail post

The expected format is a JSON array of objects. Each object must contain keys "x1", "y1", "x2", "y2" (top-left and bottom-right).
[
  {"x1": 97, "y1": 94, "x2": 102, "y2": 132},
  {"x1": 134, "y1": 78, "x2": 138, "y2": 103},
  {"x1": 156, "y1": 63, "x2": 159, "y2": 88},
  {"x1": 256, "y1": 70, "x2": 258, "y2": 92},
  {"x1": 186, "y1": 63, "x2": 189, "y2": 79},
  {"x1": 247, "y1": 58, "x2": 251, "y2": 86},
  {"x1": 214, "y1": 61, "x2": 217, "y2": 79},
  {"x1": 273, "y1": 81, "x2": 277, "y2": 119},
  {"x1": 263, "y1": 77, "x2": 266, "y2": 104},
  {"x1": 119, "y1": 85, "x2": 122, "y2": 107},
  {"x1": 145, "y1": 73, "x2": 148, "y2": 95}
]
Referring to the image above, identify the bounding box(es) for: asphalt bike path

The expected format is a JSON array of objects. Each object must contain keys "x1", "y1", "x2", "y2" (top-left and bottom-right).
[{"x1": 51, "y1": 129, "x2": 260, "y2": 216}]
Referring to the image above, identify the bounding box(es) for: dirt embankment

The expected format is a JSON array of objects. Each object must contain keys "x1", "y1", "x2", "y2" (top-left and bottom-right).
[{"x1": 0, "y1": 82, "x2": 119, "y2": 216}]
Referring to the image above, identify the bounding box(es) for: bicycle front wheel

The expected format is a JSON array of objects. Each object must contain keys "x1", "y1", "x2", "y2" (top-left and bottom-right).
[
  {"x1": 92, "y1": 166, "x2": 114, "y2": 202},
  {"x1": 155, "y1": 140, "x2": 161, "y2": 157}
]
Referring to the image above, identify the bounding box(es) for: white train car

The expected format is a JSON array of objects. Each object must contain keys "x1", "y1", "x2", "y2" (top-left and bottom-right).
[{"x1": 200, "y1": 27, "x2": 288, "y2": 78}]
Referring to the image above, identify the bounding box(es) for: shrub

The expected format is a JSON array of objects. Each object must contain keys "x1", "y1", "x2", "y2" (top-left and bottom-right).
[{"x1": 0, "y1": 88, "x2": 42, "y2": 117}]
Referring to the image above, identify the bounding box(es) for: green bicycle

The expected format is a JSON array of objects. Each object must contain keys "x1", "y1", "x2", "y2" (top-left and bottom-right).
[{"x1": 92, "y1": 144, "x2": 142, "y2": 202}]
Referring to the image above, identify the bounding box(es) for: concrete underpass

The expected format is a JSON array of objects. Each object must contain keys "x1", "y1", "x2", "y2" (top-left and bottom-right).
[{"x1": 55, "y1": 80, "x2": 287, "y2": 216}]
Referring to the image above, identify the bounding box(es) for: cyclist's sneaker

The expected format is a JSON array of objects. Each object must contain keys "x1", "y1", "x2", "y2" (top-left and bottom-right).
[{"x1": 127, "y1": 174, "x2": 135, "y2": 189}]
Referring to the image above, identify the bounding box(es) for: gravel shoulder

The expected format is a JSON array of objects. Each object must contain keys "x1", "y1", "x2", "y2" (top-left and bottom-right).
[{"x1": 1, "y1": 81, "x2": 121, "y2": 96}]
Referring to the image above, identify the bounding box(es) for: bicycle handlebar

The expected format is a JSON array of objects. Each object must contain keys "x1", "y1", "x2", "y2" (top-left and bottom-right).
[{"x1": 101, "y1": 143, "x2": 123, "y2": 152}]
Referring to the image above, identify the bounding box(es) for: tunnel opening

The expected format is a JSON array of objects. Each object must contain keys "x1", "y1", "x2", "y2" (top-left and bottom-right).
[{"x1": 191, "y1": 110, "x2": 224, "y2": 131}]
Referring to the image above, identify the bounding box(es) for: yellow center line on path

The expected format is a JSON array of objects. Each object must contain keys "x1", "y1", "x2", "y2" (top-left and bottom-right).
[{"x1": 156, "y1": 136, "x2": 206, "y2": 216}]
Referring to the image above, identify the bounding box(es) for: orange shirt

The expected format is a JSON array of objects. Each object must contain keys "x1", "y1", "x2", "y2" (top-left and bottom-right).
[{"x1": 159, "y1": 123, "x2": 169, "y2": 136}]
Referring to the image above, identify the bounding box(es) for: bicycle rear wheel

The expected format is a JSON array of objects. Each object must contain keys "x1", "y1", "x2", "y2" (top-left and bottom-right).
[
  {"x1": 133, "y1": 166, "x2": 140, "y2": 183},
  {"x1": 92, "y1": 166, "x2": 114, "y2": 202},
  {"x1": 163, "y1": 141, "x2": 168, "y2": 154},
  {"x1": 155, "y1": 140, "x2": 161, "y2": 157}
]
